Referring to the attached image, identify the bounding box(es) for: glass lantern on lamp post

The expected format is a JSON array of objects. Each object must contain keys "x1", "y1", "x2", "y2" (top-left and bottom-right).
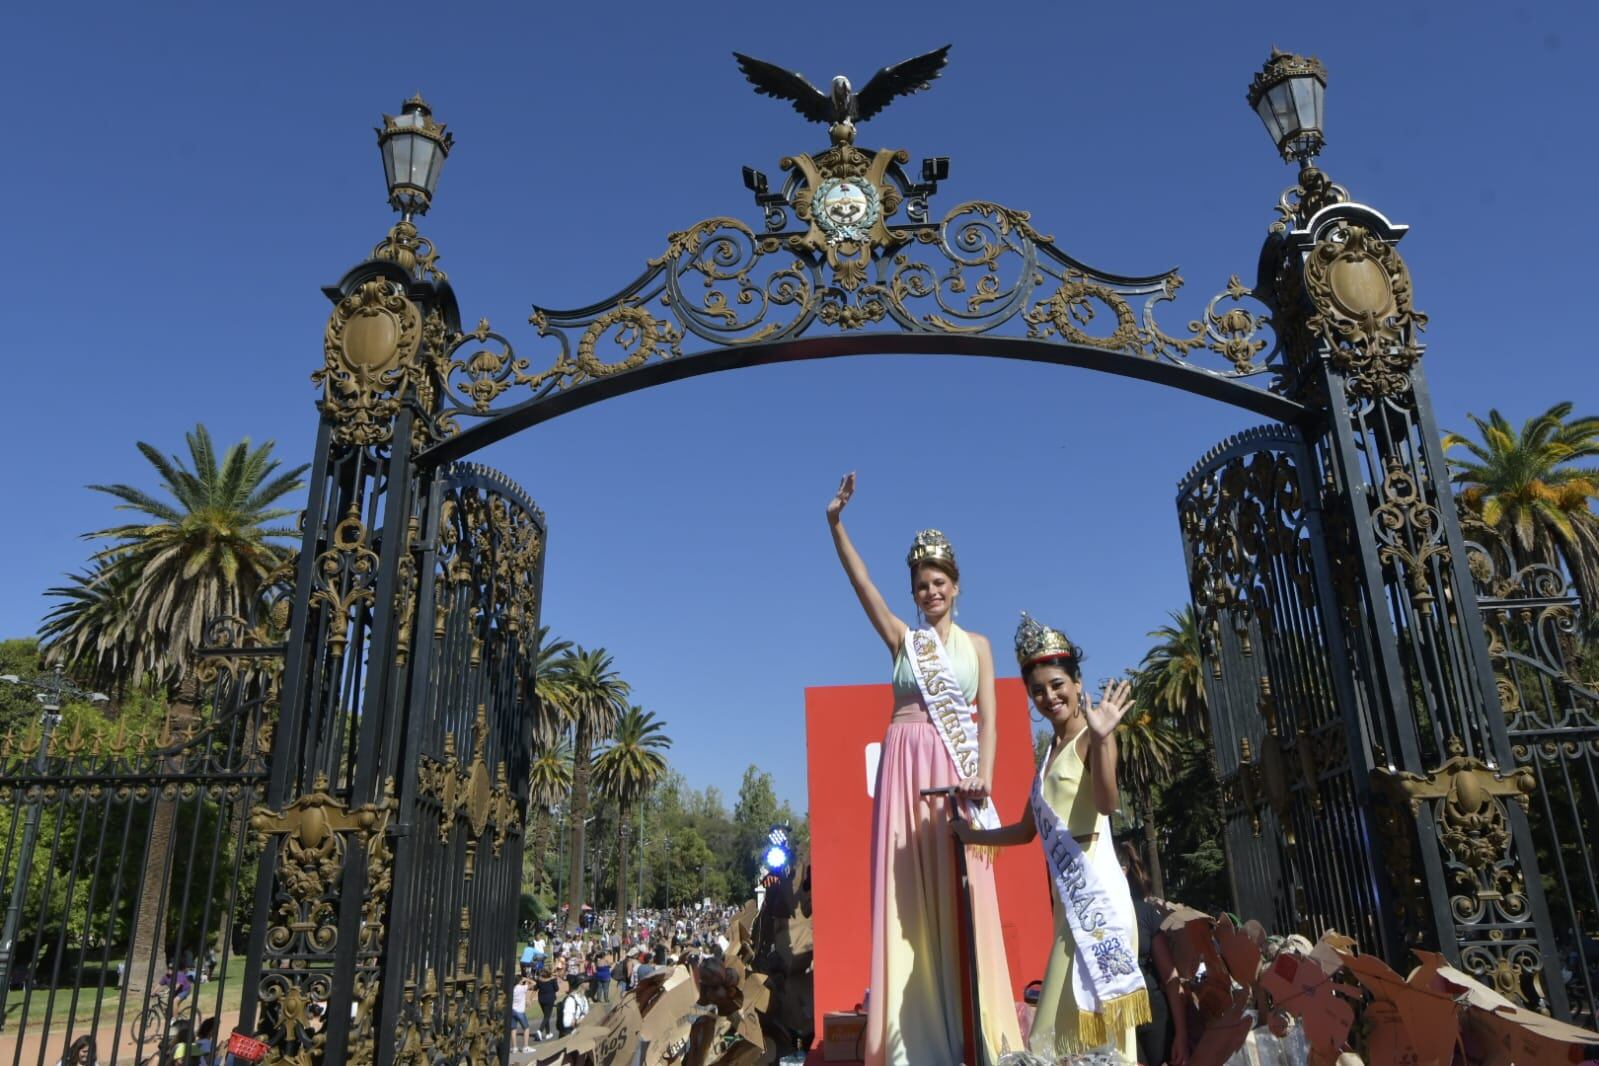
[
  {"x1": 1247, "y1": 49, "x2": 1327, "y2": 165},
  {"x1": 376, "y1": 94, "x2": 453, "y2": 220},
  {"x1": 1247, "y1": 49, "x2": 1344, "y2": 223}
]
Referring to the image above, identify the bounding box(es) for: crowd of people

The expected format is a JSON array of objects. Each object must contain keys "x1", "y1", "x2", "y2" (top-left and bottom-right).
[{"x1": 508, "y1": 903, "x2": 743, "y2": 1052}]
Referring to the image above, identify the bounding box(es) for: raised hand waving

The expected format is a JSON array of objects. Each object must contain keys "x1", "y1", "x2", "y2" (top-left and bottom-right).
[{"x1": 1083, "y1": 678, "x2": 1134, "y2": 742}]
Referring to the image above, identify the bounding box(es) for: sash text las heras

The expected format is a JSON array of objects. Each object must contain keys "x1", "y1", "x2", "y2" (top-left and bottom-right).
[
  {"x1": 908, "y1": 628, "x2": 999, "y2": 832},
  {"x1": 1029, "y1": 765, "x2": 1150, "y2": 1051}
]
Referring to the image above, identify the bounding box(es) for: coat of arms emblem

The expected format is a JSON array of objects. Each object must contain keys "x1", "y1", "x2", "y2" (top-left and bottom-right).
[{"x1": 813, "y1": 177, "x2": 881, "y2": 243}]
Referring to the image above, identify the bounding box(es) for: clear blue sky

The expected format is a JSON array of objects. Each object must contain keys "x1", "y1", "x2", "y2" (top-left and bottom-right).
[{"x1": 2, "y1": 1, "x2": 1593, "y2": 809}]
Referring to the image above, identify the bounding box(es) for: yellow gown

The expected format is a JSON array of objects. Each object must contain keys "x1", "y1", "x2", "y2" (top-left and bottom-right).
[{"x1": 1030, "y1": 725, "x2": 1138, "y2": 1062}]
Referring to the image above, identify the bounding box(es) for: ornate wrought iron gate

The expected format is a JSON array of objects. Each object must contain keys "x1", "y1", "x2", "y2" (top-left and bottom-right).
[
  {"x1": 1177, "y1": 426, "x2": 1396, "y2": 958},
  {"x1": 385, "y1": 465, "x2": 543, "y2": 1062},
  {"x1": 25, "y1": 53, "x2": 1599, "y2": 1066},
  {"x1": 1465, "y1": 536, "x2": 1599, "y2": 1024},
  {"x1": 238, "y1": 252, "x2": 545, "y2": 1066},
  {"x1": 1, "y1": 582, "x2": 285, "y2": 1066},
  {"x1": 1179, "y1": 200, "x2": 1569, "y2": 1012}
]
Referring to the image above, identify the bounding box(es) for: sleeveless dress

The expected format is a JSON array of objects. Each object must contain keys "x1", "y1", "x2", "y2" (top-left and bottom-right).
[
  {"x1": 1030, "y1": 725, "x2": 1138, "y2": 1061},
  {"x1": 865, "y1": 624, "x2": 1024, "y2": 1065}
]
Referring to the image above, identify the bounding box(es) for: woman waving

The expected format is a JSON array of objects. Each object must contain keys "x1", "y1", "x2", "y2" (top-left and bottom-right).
[{"x1": 827, "y1": 473, "x2": 1022, "y2": 1065}]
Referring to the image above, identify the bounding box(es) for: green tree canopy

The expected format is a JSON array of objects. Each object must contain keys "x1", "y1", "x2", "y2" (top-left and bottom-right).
[
  {"x1": 46, "y1": 424, "x2": 307, "y2": 689},
  {"x1": 1445, "y1": 402, "x2": 1599, "y2": 609}
]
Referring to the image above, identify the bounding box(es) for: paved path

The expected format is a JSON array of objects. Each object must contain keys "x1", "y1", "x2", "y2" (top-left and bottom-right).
[{"x1": 0, "y1": 1007, "x2": 241, "y2": 1066}]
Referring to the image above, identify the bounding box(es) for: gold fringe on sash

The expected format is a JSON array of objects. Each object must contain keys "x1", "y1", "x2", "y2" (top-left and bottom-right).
[
  {"x1": 966, "y1": 843, "x2": 1001, "y2": 865},
  {"x1": 1071, "y1": 988, "x2": 1152, "y2": 1052}
]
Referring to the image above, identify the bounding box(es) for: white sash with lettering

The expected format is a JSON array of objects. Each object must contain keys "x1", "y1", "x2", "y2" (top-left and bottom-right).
[
  {"x1": 1030, "y1": 759, "x2": 1149, "y2": 1050},
  {"x1": 906, "y1": 627, "x2": 999, "y2": 832}
]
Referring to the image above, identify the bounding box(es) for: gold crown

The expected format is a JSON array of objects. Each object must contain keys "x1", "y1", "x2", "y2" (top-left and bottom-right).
[
  {"x1": 906, "y1": 529, "x2": 956, "y2": 570},
  {"x1": 1014, "y1": 612, "x2": 1076, "y2": 668}
]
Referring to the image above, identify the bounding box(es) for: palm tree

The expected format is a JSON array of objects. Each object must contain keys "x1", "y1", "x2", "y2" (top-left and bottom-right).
[
  {"x1": 77, "y1": 424, "x2": 305, "y2": 993},
  {"x1": 1445, "y1": 403, "x2": 1599, "y2": 610},
  {"x1": 40, "y1": 557, "x2": 151, "y2": 698},
  {"x1": 1121, "y1": 675, "x2": 1186, "y2": 899},
  {"x1": 1138, "y1": 607, "x2": 1209, "y2": 734},
  {"x1": 552, "y1": 646, "x2": 629, "y2": 927},
  {"x1": 530, "y1": 625, "x2": 574, "y2": 747},
  {"x1": 592, "y1": 707, "x2": 671, "y2": 922},
  {"x1": 84, "y1": 423, "x2": 308, "y2": 684},
  {"x1": 526, "y1": 737, "x2": 573, "y2": 895}
]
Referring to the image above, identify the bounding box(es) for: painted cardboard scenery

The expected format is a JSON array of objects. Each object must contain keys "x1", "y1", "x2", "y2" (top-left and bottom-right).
[{"x1": 520, "y1": 858, "x2": 1599, "y2": 1066}]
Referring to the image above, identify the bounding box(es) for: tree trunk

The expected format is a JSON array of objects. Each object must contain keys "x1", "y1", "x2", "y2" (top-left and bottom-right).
[
  {"x1": 615, "y1": 805, "x2": 630, "y2": 927},
  {"x1": 1140, "y1": 790, "x2": 1166, "y2": 900},
  {"x1": 528, "y1": 810, "x2": 552, "y2": 895},
  {"x1": 564, "y1": 721, "x2": 593, "y2": 930},
  {"x1": 125, "y1": 674, "x2": 198, "y2": 995}
]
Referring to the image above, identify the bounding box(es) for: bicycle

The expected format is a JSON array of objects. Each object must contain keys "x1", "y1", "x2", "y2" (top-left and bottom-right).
[{"x1": 132, "y1": 985, "x2": 181, "y2": 1066}]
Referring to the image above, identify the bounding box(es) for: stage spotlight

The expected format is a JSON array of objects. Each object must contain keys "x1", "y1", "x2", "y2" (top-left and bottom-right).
[{"x1": 764, "y1": 825, "x2": 793, "y2": 873}]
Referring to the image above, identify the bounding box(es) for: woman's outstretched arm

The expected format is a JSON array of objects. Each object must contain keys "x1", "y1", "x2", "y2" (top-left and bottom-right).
[
  {"x1": 953, "y1": 813, "x2": 1036, "y2": 848},
  {"x1": 827, "y1": 473, "x2": 906, "y2": 654}
]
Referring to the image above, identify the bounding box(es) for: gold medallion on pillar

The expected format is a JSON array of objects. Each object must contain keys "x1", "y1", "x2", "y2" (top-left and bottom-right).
[{"x1": 315, "y1": 277, "x2": 424, "y2": 445}]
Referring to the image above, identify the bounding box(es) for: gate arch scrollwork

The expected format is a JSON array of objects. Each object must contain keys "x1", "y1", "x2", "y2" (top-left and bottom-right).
[{"x1": 327, "y1": 130, "x2": 1308, "y2": 467}]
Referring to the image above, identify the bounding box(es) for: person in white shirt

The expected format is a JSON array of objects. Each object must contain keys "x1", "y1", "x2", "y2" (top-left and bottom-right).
[
  {"x1": 557, "y1": 979, "x2": 589, "y2": 1037},
  {"x1": 509, "y1": 976, "x2": 532, "y2": 1051}
]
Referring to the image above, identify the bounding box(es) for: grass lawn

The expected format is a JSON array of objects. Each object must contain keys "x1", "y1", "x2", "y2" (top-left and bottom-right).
[{"x1": 6, "y1": 959, "x2": 250, "y2": 1030}]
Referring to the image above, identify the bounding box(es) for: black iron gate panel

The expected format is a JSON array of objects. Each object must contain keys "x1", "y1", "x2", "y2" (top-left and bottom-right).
[
  {"x1": 1177, "y1": 425, "x2": 1397, "y2": 958},
  {"x1": 383, "y1": 463, "x2": 544, "y2": 1066},
  {"x1": 1464, "y1": 540, "x2": 1599, "y2": 1025},
  {"x1": 1263, "y1": 201, "x2": 1565, "y2": 1012},
  {"x1": 0, "y1": 590, "x2": 285, "y2": 1066},
  {"x1": 241, "y1": 422, "x2": 413, "y2": 1066}
]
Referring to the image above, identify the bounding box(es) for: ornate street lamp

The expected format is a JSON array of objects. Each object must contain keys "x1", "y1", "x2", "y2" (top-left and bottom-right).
[
  {"x1": 0, "y1": 665, "x2": 108, "y2": 1026},
  {"x1": 376, "y1": 94, "x2": 454, "y2": 218},
  {"x1": 1247, "y1": 49, "x2": 1327, "y2": 164}
]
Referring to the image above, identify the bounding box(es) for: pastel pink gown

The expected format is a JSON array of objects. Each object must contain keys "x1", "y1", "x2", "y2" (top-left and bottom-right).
[{"x1": 865, "y1": 625, "x2": 1023, "y2": 1065}]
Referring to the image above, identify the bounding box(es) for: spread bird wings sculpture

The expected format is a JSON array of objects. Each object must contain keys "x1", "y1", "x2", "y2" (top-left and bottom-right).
[{"x1": 732, "y1": 45, "x2": 951, "y2": 128}]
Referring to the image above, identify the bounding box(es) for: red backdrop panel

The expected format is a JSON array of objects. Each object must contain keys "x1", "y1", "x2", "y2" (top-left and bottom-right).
[{"x1": 804, "y1": 679, "x2": 1051, "y2": 1046}]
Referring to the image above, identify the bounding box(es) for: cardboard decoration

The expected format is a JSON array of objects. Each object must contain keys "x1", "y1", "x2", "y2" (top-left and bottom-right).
[
  {"x1": 1186, "y1": 1001, "x2": 1252, "y2": 1066},
  {"x1": 1177, "y1": 916, "x2": 1238, "y2": 1018},
  {"x1": 1339, "y1": 950, "x2": 1459, "y2": 1066},
  {"x1": 1407, "y1": 950, "x2": 1599, "y2": 1066},
  {"x1": 641, "y1": 974, "x2": 710, "y2": 1066},
  {"x1": 588, "y1": 1000, "x2": 643, "y2": 1066},
  {"x1": 1255, "y1": 952, "x2": 1355, "y2": 1062},
  {"x1": 1306, "y1": 931, "x2": 1356, "y2": 978},
  {"x1": 1214, "y1": 915, "x2": 1264, "y2": 996}
]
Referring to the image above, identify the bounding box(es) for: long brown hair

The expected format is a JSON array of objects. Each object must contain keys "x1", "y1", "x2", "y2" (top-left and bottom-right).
[{"x1": 1119, "y1": 840, "x2": 1152, "y2": 899}]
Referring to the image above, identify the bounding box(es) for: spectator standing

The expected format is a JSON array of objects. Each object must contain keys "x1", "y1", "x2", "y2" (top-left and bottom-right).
[
  {"x1": 509, "y1": 975, "x2": 532, "y2": 1052},
  {"x1": 594, "y1": 953, "x2": 613, "y2": 1002},
  {"x1": 535, "y1": 968, "x2": 559, "y2": 1040},
  {"x1": 557, "y1": 979, "x2": 589, "y2": 1037}
]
